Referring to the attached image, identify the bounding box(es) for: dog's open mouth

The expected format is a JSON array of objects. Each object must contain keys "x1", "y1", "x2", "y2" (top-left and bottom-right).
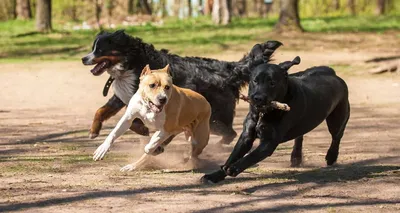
[
  {"x1": 90, "y1": 60, "x2": 111, "y2": 76},
  {"x1": 149, "y1": 101, "x2": 164, "y2": 113}
]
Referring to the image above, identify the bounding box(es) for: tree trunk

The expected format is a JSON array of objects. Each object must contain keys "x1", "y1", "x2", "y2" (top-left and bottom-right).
[
  {"x1": 140, "y1": 0, "x2": 152, "y2": 15},
  {"x1": 333, "y1": 0, "x2": 340, "y2": 10},
  {"x1": 204, "y1": 0, "x2": 213, "y2": 15},
  {"x1": 376, "y1": 0, "x2": 386, "y2": 15},
  {"x1": 347, "y1": 0, "x2": 356, "y2": 16},
  {"x1": 212, "y1": 0, "x2": 230, "y2": 25},
  {"x1": 128, "y1": 0, "x2": 135, "y2": 14},
  {"x1": 275, "y1": 0, "x2": 303, "y2": 33},
  {"x1": 95, "y1": 0, "x2": 102, "y2": 30},
  {"x1": 16, "y1": 0, "x2": 32, "y2": 19},
  {"x1": 212, "y1": 0, "x2": 220, "y2": 24},
  {"x1": 36, "y1": 0, "x2": 52, "y2": 32},
  {"x1": 188, "y1": 0, "x2": 192, "y2": 17},
  {"x1": 160, "y1": 0, "x2": 167, "y2": 17}
]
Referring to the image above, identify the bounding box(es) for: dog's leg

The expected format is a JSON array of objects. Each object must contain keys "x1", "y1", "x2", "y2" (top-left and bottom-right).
[
  {"x1": 201, "y1": 113, "x2": 257, "y2": 183},
  {"x1": 93, "y1": 102, "x2": 139, "y2": 161},
  {"x1": 209, "y1": 99, "x2": 237, "y2": 144},
  {"x1": 144, "y1": 130, "x2": 173, "y2": 155},
  {"x1": 325, "y1": 100, "x2": 350, "y2": 165},
  {"x1": 225, "y1": 141, "x2": 279, "y2": 177},
  {"x1": 90, "y1": 95, "x2": 125, "y2": 139},
  {"x1": 120, "y1": 153, "x2": 151, "y2": 172},
  {"x1": 130, "y1": 119, "x2": 150, "y2": 136},
  {"x1": 290, "y1": 135, "x2": 303, "y2": 167},
  {"x1": 152, "y1": 135, "x2": 176, "y2": 156},
  {"x1": 120, "y1": 131, "x2": 173, "y2": 172}
]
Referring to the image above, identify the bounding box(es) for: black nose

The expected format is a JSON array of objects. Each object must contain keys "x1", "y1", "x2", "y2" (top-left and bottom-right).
[
  {"x1": 158, "y1": 97, "x2": 167, "y2": 104},
  {"x1": 81, "y1": 57, "x2": 88, "y2": 64},
  {"x1": 251, "y1": 94, "x2": 266, "y2": 104}
]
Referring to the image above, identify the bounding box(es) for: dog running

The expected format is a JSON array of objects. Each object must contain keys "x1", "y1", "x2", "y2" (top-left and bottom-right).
[
  {"x1": 201, "y1": 54, "x2": 350, "y2": 183},
  {"x1": 81, "y1": 30, "x2": 282, "y2": 145},
  {"x1": 93, "y1": 64, "x2": 211, "y2": 171}
]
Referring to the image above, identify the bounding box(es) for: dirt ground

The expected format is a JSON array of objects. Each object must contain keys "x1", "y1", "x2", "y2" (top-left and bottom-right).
[{"x1": 1, "y1": 33, "x2": 400, "y2": 212}]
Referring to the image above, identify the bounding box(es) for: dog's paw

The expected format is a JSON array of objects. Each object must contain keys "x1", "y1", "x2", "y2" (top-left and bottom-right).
[
  {"x1": 144, "y1": 143, "x2": 157, "y2": 154},
  {"x1": 89, "y1": 132, "x2": 99, "y2": 139},
  {"x1": 120, "y1": 164, "x2": 136, "y2": 172},
  {"x1": 93, "y1": 142, "x2": 111, "y2": 161},
  {"x1": 225, "y1": 166, "x2": 239, "y2": 177},
  {"x1": 200, "y1": 170, "x2": 227, "y2": 184}
]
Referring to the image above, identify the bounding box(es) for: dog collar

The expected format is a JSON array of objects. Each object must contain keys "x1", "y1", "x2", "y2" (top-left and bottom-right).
[{"x1": 103, "y1": 76, "x2": 114, "y2": 97}]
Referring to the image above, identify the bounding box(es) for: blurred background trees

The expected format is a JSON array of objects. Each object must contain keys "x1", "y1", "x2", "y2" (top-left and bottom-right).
[{"x1": 0, "y1": 0, "x2": 398, "y2": 32}]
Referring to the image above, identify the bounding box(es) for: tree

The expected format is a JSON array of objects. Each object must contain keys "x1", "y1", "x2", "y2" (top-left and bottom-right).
[
  {"x1": 347, "y1": 0, "x2": 356, "y2": 16},
  {"x1": 212, "y1": 0, "x2": 230, "y2": 25},
  {"x1": 16, "y1": 0, "x2": 32, "y2": 20},
  {"x1": 376, "y1": 0, "x2": 386, "y2": 15},
  {"x1": 36, "y1": 0, "x2": 52, "y2": 32},
  {"x1": 188, "y1": 0, "x2": 192, "y2": 17},
  {"x1": 333, "y1": 0, "x2": 340, "y2": 10},
  {"x1": 275, "y1": 0, "x2": 303, "y2": 33}
]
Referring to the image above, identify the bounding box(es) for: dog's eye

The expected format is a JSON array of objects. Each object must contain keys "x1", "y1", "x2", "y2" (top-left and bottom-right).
[
  {"x1": 270, "y1": 81, "x2": 276, "y2": 87},
  {"x1": 149, "y1": 84, "x2": 156, "y2": 88},
  {"x1": 253, "y1": 79, "x2": 258, "y2": 84},
  {"x1": 164, "y1": 85, "x2": 170, "y2": 90}
]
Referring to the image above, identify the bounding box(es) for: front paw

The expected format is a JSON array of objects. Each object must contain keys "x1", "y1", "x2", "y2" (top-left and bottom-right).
[
  {"x1": 120, "y1": 164, "x2": 136, "y2": 172},
  {"x1": 200, "y1": 169, "x2": 227, "y2": 184},
  {"x1": 89, "y1": 121, "x2": 102, "y2": 139},
  {"x1": 225, "y1": 166, "x2": 240, "y2": 177},
  {"x1": 89, "y1": 132, "x2": 99, "y2": 139},
  {"x1": 93, "y1": 142, "x2": 111, "y2": 161},
  {"x1": 144, "y1": 143, "x2": 157, "y2": 155}
]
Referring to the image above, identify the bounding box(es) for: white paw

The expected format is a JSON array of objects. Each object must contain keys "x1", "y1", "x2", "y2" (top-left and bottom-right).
[
  {"x1": 93, "y1": 142, "x2": 111, "y2": 161},
  {"x1": 120, "y1": 164, "x2": 136, "y2": 172},
  {"x1": 144, "y1": 144, "x2": 154, "y2": 154}
]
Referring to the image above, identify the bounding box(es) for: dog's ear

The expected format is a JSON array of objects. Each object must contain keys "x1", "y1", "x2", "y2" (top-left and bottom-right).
[
  {"x1": 162, "y1": 64, "x2": 171, "y2": 75},
  {"x1": 279, "y1": 56, "x2": 301, "y2": 70},
  {"x1": 112, "y1": 29, "x2": 128, "y2": 45},
  {"x1": 140, "y1": 64, "x2": 152, "y2": 77},
  {"x1": 262, "y1": 40, "x2": 283, "y2": 62}
]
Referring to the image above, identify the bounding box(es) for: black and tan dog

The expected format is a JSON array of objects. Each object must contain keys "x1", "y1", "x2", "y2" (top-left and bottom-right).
[
  {"x1": 201, "y1": 55, "x2": 350, "y2": 183},
  {"x1": 81, "y1": 30, "x2": 282, "y2": 144}
]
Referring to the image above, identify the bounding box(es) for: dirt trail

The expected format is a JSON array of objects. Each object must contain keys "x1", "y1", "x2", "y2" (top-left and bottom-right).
[{"x1": 1, "y1": 46, "x2": 400, "y2": 212}]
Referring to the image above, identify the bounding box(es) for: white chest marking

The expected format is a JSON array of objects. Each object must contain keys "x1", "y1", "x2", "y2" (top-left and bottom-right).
[{"x1": 109, "y1": 65, "x2": 136, "y2": 105}]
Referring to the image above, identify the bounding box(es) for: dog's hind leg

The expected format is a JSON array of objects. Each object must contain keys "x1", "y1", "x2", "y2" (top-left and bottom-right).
[
  {"x1": 210, "y1": 101, "x2": 237, "y2": 145},
  {"x1": 325, "y1": 100, "x2": 350, "y2": 166},
  {"x1": 290, "y1": 135, "x2": 303, "y2": 167},
  {"x1": 191, "y1": 119, "x2": 210, "y2": 158}
]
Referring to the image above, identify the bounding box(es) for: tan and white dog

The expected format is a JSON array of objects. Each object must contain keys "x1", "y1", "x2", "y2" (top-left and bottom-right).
[{"x1": 93, "y1": 64, "x2": 211, "y2": 171}]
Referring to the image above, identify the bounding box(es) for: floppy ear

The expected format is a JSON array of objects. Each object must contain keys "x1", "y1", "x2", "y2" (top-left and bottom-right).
[
  {"x1": 261, "y1": 40, "x2": 283, "y2": 62},
  {"x1": 279, "y1": 56, "x2": 301, "y2": 70},
  {"x1": 112, "y1": 29, "x2": 128, "y2": 45},
  {"x1": 162, "y1": 64, "x2": 171, "y2": 75},
  {"x1": 140, "y1": 64, "x2": 152, "y2": 77}
]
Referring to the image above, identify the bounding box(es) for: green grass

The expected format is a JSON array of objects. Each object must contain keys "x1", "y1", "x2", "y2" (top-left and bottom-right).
[{"x1": 0, "y1": 15, "x2": 399, "y2": 62}]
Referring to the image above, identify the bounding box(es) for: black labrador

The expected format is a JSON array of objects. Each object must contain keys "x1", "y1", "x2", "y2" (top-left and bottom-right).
[{"x1": 201, "y1": 55, "x2": 350, "y2": 183}]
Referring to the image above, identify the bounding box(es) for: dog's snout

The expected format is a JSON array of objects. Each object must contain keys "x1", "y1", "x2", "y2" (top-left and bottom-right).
[
  {"x1": 158, "y1": 97, "x2": 167, "y2": 105},
  {"x1": 251, "y1": 94, "x2": 266, "y2": 104},
  {"x1": 81, "y1": 57, "x2": 88, "y2": 64}
]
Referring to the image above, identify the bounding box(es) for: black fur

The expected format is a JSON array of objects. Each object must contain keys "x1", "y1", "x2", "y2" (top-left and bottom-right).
[
  {"x1": 82, "y1": 30, "x2": 282, "y2": 144},
  {"x1": 201, "y1": 55, "x2": 350, "y2": 183}
]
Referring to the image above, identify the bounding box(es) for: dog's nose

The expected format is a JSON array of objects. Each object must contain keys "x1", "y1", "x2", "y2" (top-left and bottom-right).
[
  {"x1": 251, "y1": 94, "x2": 266, "y2": 104},
  {"x1": 158, "y1": 97, "x2": 167, "y2": 105},
  {"x1": 81, "y1": 57, "x2": 88, "y2": 64}
]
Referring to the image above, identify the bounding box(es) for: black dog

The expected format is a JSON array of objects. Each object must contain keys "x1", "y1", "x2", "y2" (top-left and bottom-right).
[
  {"x1": 81, "y1": 30, "x2": 282, "y2": 144},
  {"x1": 201, "y1": 55, "x2": 350, "y2": 183}
]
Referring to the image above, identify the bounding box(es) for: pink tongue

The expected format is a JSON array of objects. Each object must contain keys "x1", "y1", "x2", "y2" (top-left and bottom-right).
[{"x1": 90, "y1": 61, "x2": 109, "y2": 75}]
